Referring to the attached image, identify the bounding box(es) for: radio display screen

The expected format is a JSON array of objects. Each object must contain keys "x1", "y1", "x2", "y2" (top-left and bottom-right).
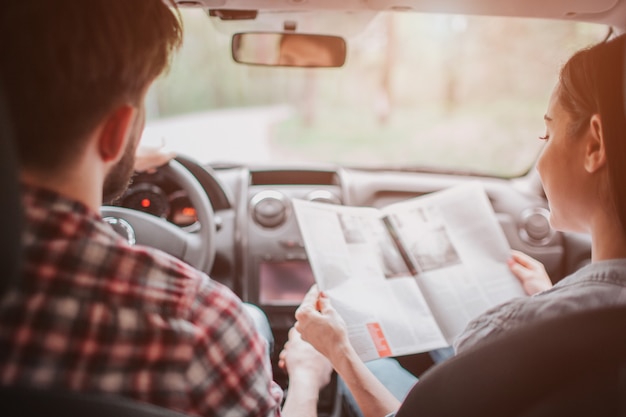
[{"x1": 259, "y1": 260, "x2": 316, "y2": 305}]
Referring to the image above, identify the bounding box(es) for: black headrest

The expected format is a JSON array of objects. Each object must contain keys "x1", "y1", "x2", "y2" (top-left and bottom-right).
[
  {"x1": 396, "y1": 306, "x2": 626, "y2": 417},
  {"x1": 0, "y1": 83, "x2": 21, "y2": 296}
]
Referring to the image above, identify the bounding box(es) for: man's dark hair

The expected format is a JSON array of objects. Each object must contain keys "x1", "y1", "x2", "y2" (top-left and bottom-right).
[{"x1": 0, "y1": 0, "x2": 183, "y2": 173}]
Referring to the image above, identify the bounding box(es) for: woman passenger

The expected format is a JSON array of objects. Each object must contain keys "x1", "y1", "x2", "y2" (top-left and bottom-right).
[{"x1": 284, "y1": 33, "x2": 626, "y2": 417}]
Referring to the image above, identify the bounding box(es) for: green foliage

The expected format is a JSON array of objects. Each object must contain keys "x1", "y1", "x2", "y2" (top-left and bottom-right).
[{"x1": 149, "y1": 9, "x2": 607, "y2": 176}]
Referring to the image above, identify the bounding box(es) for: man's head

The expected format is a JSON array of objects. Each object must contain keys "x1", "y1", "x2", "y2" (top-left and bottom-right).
[
  {"x1": 0, "y1": 0, "x2": 182, "y2": 186},
  {"x1": 101, "y1": 105, "x2": 147, "y2": 204}
]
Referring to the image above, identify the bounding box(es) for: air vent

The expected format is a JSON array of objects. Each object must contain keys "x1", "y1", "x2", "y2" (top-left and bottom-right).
[
  {"x1": 250, "y1": 170, "x2": 339, "y2": 186},
  {"x1": 250, "y1": 190, "x2": 288, "y2": 228},
  {"x1": 519, "y1": 207, "x2": 554, "y2": 246},
  {"x1": 306, "y1": 190, "x2": 341, "y2": 205}
]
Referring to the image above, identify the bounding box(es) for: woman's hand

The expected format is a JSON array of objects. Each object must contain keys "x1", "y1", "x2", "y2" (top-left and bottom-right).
[
  {"x1": 293, "y1": 285, "x2": 352, "y2": 366},
  {"x1": 508, "y1": 250, "x2": 553, "y2": 295}
]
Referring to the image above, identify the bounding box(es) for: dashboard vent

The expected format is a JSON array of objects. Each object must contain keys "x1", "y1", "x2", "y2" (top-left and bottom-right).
[
  {"x1": 250, "y1": 190, "x2": 288, "y2": 228},
  {"x1": 250, "y1": 170, "x2": 340, "y2": 186},
  {"x1": 519, "y1": 207, "x2": 554, "y2": 246}
]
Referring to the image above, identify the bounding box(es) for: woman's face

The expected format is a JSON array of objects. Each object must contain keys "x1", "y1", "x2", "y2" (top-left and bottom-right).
[{"x1": 536, "y1": 84, "x2": 593, "y2": 233}]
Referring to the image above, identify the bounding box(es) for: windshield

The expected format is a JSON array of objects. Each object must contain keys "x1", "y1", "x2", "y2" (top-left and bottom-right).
[{"x1": 143, "y1": 9, "x2": 607, "y2": 177}]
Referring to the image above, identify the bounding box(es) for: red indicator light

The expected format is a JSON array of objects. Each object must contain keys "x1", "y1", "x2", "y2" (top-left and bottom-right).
[
  {"x1": 141, "y1": 198, "x2": 151, "y2": 208},
  {"x1": 182, "y1": 207, "x2": 196, "y2": 217}
]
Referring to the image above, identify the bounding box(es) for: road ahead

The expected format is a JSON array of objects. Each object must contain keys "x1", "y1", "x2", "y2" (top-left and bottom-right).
[{"x1": 141, "y1": 105, "x2": 293, "y2": 165}]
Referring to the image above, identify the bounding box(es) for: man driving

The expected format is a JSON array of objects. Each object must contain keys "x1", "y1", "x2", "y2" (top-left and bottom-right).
[{"x1": 0, "y1": 1, "x2": 330, "y2": 416}]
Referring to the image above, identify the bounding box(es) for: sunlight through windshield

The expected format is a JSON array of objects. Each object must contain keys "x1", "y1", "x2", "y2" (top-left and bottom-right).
[{"x1": 144, "y1": 9, "x2": 607, "y2": 177}]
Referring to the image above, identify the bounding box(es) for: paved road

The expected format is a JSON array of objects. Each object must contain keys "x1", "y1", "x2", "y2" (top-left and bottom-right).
[{"x1": 141, "y1": 105, "x2": 293, "y2": 165}]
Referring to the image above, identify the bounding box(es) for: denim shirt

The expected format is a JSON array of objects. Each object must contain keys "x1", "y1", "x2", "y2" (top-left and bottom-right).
[{"x1": 454, "y1": 258, "x2": 626, "y2": 353}]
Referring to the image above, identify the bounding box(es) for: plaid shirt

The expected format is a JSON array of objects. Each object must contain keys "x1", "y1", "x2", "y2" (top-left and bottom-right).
[{"x1": 0, "y1": 185, "x2": 283, "y2": 417}]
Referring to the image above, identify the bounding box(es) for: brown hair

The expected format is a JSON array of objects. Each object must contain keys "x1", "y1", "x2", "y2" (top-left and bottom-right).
[
  {"x1": 558, "y1": 34, "x2": 626, "y2": 237},
  {"x1": 0, "y1": 0, "x2": 182, "y2": 173}
]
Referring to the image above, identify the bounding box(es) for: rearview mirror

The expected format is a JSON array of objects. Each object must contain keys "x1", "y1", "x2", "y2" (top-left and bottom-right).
[{"x1": 232, "y1": 33, "x2": 346, "y2": 68}]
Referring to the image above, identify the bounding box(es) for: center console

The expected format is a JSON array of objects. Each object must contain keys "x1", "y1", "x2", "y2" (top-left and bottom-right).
[{"x1": 239, "y1": 168, "x2": 343, "y2": 407}]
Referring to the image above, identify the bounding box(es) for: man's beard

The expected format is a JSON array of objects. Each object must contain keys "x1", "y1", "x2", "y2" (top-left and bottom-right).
[{"x1": 102, "y1": 145, "x2": 136, "y2": 205}]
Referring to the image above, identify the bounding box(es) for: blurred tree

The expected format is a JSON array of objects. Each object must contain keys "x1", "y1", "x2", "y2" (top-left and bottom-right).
[{"x1": 377, "y1": 13, "x2": 396, "y2": 124}]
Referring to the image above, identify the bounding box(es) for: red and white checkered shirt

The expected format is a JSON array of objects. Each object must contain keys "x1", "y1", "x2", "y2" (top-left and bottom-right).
[{"x1": 0, "y1": 184, "x2": 283, "y2": 417}]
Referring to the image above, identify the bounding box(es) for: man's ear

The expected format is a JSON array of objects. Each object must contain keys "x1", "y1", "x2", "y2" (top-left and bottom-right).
[
  {"x1": 584, "y1": 113, "x2": 607, "y2": 173},
  {"x1": 98, "y1": 105, "x2": 136, "y2": 163}
]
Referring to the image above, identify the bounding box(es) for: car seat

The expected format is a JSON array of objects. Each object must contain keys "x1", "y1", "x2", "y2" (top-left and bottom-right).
[
  {"x1": 395, "y1": 306, "x2": 626, "y2": 417},
  {"x1": 0, "y1": 83, "x2": 20, "y2": 297}
]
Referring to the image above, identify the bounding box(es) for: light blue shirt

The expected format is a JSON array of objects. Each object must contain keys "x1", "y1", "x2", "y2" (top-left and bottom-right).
[{"x1": 454, "y1": 258, "x2": 626, "y2": 353}]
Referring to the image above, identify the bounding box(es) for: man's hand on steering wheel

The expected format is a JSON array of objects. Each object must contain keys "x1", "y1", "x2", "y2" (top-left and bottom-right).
[
  {"x1": 134, "y1": 142, "x2": 176, "y2": 173},
  {"x1": 102, "y1": 154, "x2": 217, "y2": 273}
]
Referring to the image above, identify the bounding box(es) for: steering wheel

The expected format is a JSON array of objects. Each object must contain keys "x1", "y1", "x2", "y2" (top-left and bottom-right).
[{"x1": 101, "y1": 159, "x2": 216, "y2": 272}]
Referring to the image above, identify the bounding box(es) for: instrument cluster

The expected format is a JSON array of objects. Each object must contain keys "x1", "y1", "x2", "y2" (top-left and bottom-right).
[{"x1": 115, "y1": 173, "x2": 199, "y2": 231}]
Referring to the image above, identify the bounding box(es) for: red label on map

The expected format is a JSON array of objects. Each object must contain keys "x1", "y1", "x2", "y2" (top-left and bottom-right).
[{"x1": 366, "y1": 322, "x2": 392, "y2": 358}]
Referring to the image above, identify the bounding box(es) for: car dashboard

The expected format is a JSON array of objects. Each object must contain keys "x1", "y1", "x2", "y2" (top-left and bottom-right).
[{"x1": 113, "y1": 156, "x2": 593, "y2": 391}]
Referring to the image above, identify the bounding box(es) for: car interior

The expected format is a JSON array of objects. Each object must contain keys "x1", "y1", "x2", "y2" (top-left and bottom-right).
[{"x1": 2, "y1": 0, "x2": 626, "y2": 415}]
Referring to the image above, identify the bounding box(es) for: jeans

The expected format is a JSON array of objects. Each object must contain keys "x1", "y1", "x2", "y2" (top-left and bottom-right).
[
  {"x1": 340, "y1": 347, "x2": 455, "y2": 417},
  {"x1": 243, "y1": 303, "x2": 275, "y2": 355},
  {"x1": 339, "y1": 358, "x2": 418, "y2": 417}
]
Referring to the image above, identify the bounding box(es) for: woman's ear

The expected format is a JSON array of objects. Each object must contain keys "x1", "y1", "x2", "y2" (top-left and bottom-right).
[
  {"x1": 584, "y1": 114, "x2": 607, "y2": 173},
  {"x1": 97, "y1": 105, "x2": 136, "y2": 163}
]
